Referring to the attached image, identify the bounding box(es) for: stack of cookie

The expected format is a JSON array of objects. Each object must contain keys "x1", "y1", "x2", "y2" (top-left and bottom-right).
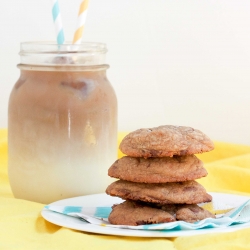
[{"x1": 105, "y1": 125, "x2": 216, "y2": 226}]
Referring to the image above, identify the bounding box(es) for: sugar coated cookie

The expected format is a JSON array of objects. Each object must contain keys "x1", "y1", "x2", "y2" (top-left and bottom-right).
[
  {"x1": 108, "y1": 155, "x2": 207, "y2": 183},
  {"x1": 119, "y1": 125, "x2": 214, "y2": 158}
]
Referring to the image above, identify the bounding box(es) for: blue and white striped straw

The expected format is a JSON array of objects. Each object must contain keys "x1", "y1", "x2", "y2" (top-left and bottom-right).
[{"x1": 51, "y1": 0, "x2": 65, "y2": 45}]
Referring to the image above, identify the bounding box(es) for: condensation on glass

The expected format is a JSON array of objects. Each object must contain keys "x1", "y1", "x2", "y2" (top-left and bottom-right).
[{"x1": 8, "y1": 42, "x2": 117, "y2": 204}]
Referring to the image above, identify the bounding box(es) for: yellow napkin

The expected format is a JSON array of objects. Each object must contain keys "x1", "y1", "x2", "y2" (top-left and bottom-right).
[{"x1": 1, "y1": 129, "x2": 250, "y2": 250}]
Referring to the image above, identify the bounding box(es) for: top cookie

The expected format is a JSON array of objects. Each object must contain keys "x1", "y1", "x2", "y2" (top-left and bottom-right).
[{"x1": 119, "y1": 125, "x2": 214, "y2": 158}]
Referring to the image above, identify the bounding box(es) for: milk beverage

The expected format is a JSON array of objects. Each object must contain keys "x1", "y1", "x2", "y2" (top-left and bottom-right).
[{"x1": 8, "y1": 43, "x2": 117, "y2": 204}]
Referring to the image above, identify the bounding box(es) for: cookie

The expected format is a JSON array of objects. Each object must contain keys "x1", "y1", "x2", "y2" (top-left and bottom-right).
[
  {"x1": 119, "y1": 125, "x2": 214, "y2": 158},
  {"x1": 108, "y1": 201, "x2": 215, "y2": 225},
  {"x1": 159, "y1": 204, "x2": 216, "y2": 223},
  {"x1": 108, "y1": 155, "x2": 207, "y2": 183},
  {"x1": 106, "y1": 180, "x2": 212, "y2": 204},
  {"x1": 175, "y1": 204, "x2": 216, "y2": 223},
  {"x1": 108, "y1": 200, "x2": 175, "y2": 226}
]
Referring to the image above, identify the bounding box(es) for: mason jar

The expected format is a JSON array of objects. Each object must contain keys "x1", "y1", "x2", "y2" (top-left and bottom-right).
[{"x1": 8, "y1": 42, "x2": 117, "y2": 204}]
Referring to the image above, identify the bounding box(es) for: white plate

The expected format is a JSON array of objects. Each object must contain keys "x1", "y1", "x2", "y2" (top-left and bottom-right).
[{"x1": 41, "y1": 192, "x2": 250, "y2": 237}]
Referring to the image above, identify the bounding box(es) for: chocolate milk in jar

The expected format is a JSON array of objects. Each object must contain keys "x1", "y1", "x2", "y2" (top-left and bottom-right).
[{"x1": 8, "y1": 42, "x2": 117, "y2": 204}]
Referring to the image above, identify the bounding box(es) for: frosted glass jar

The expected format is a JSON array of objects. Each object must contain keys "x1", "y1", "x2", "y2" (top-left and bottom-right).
[{"x1": 8, "y1": 42, "x2": 117, "y2": 204}]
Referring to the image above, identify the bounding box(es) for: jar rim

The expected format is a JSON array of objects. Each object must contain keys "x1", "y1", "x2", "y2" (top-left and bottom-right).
[
  {"x1": 20, "y1": 42, "x2": 107, "y2": 54},
  {"x1": 19, "y1": 42, "x2": 108, "y2": 66},
  {"x1": 17, "y1": 64, "x2": 109, "y2": 72}
]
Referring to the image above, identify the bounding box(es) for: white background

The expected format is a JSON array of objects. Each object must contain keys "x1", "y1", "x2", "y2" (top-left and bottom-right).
[{"x1": 1, "y1": 0, "x2": 250, "y2": 145}]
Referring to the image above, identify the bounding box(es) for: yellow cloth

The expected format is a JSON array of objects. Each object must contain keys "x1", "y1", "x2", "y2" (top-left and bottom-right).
[{"x1": 1, "y1": 129, "x2": 250, "y2": 250}]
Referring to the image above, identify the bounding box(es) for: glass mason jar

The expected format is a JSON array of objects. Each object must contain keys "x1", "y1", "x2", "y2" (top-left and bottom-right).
[{"x1": 8, "y1": 42, "x2": 117, "y2": 204}]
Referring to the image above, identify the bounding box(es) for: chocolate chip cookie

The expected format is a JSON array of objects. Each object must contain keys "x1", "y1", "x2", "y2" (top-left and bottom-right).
[
  {"x1": 175, "y1": 204, "x2": 216, "y2": 223},
  {"x1": 108, "y1": 200, "x2": 176, "y2": 226},
  {"x1": 119, "y1": 125, "x2": 214, "y2": 158},
  {"x1": 106, "y1": 180, "x2": 212, "y2": 204},
  {"x1": 108, "y1": 155, "x2": 207, "y2": 183},
  {"x1": 159, "y1": 204, "x2": 216, "y2": 222},
  {"x1": 108, "y1": 201, "x2": 215, "y2": 225}
]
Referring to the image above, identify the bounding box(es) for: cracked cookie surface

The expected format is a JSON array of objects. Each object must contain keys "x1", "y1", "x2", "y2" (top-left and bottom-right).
[
  {"x1": 119, "y1": 125, "x2": 214, "y2": 158},
  {"x1": 108, "y1": 155, "x2": 207, "y2": 183},
  {"x1": 106, "y1": 180, "x2": 212, "y2": 204},
  {"x1": 108, "y1": 200, "x2": 175, "y2": 226},
  {"x1": 108, "y1": 201, "x2": 215, "y2": 225}
]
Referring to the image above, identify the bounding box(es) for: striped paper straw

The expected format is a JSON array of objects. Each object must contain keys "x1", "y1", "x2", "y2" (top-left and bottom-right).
[
  {"x1": 73, "y1": 0, "x2": 89, "y2": 44},
  {"x1": 52, "y1": 0, "x2": 65, "y2": 45}
]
